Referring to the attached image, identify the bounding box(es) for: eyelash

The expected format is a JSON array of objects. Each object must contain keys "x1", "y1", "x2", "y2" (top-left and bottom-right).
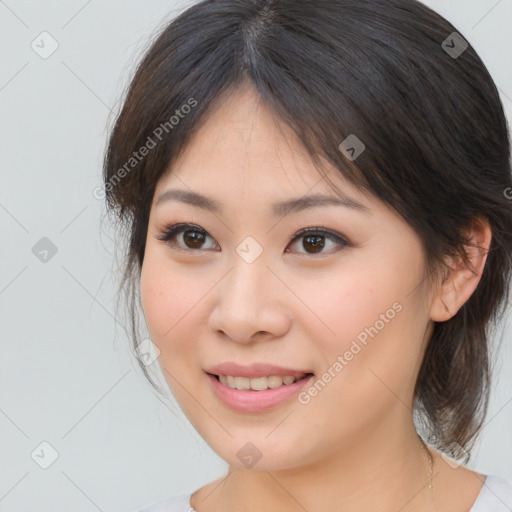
[{"x1": 155, "y1": 223, "x2": 349, "y2": 256}]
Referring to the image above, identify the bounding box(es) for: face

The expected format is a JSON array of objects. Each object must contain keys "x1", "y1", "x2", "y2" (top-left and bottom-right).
[{"x1": 140, "y1": 84, "x2": 435, "y2": 471}]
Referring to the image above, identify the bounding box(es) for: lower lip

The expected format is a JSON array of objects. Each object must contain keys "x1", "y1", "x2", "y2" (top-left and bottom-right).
[{"x1": 206, "y1": 373, "x2": 315, "y2": 413}]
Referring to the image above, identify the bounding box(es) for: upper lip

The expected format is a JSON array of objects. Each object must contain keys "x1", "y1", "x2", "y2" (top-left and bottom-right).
[{"x1": 205, "y1": 362, "x2": 314, "y2": 378}]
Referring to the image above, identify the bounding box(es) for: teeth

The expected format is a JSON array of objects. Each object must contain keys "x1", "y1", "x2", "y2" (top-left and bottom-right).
[{"x1": 218, "y1": 373, "x2": 306, "y2": 390}]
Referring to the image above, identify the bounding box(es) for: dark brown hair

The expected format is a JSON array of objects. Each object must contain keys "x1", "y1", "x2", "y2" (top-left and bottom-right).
[{"x1": 103, "y1": 0, "x2": 512, "y2": 462}]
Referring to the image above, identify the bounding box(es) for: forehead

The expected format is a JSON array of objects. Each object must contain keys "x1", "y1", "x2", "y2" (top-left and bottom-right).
[{"x1": 156, "y1": 84, "x2": 361, "y2": 203}]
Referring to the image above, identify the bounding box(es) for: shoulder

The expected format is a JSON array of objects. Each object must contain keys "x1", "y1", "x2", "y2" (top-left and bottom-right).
[
  {"x1": 134, "y1": 476, "x2": 512, "y2": 512},
  {"x1": 137, "y1": 493, "x2": 194, "y2": 512},
  {"x1": 471, "y1": 475, "x2": 512, "y2": 512}
]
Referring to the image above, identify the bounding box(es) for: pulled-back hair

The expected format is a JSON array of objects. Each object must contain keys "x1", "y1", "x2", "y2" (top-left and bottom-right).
[{"x1": 103, "y1": 0, "x2": 512, "y2": 462}]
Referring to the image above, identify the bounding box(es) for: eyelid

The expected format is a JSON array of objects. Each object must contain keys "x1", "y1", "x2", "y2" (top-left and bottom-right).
[
  {"x1": 155, "y1": 222, "x2": 349, "y2": 254},
  {"x1": 155, "y1": 222, "x2": 205, "y2": 241},
  {"x1": 155, "y1": 223, "x2": 220, "y2": 251},
  {"x1": 286, "y1": 226, "x2": 348, "y2": 245},
  {"x1": 285, "y1": 226, "x2": 349, "y2": 254}
]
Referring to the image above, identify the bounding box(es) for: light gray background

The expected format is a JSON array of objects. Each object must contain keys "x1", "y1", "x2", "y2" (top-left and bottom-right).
[{"x1": 1, "y1": 1, "x2": 511, "y2": 511}]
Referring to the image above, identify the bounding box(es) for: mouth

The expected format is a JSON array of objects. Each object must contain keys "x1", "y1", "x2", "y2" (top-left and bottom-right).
[
  {"x1": 206, "y1": 370, "x2": 316, "y2": 412},
  {"x1": 207, "y1": 372, "x2": 315, "y2": 391}
]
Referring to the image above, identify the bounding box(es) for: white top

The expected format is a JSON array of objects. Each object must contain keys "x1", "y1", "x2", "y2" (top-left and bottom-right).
[{"x1": 137, "y1": 474, "x2": 512, "y2": 512}]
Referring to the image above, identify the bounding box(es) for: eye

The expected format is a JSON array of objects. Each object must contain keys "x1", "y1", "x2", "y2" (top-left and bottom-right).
[
  {"x1": 285, "y1": 227, "x2": 348, "y2": 255},
  {"x1": 156, "y1": 223, "x2": 349, "y2": 255},
  {"x1": 155, "y1": 223, "x2": 219, "y2": 251}
]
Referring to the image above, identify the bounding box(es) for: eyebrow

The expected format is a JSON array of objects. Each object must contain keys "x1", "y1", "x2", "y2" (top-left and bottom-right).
[{"x1": 156, "y1": 188, "x2": 370, "y2": 216}]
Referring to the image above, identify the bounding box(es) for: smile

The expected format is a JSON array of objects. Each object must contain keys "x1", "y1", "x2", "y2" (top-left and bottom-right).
[
  {"x1": 206, "y1": 372, "x2": 315, "y2": 413},
  {"x1": 214, "y1": 373, "x2": 310, "y2": 391}
]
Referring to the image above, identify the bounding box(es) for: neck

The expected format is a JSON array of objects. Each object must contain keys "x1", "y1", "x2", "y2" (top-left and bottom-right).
[{"x1": 214, "y1": 420, "x2": 435, "y2": 512}]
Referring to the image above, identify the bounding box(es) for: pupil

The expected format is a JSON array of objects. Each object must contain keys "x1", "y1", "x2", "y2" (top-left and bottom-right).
[
  {"x1": 304, "y1": 235, "x2": 324, "y2": 253},
  {"x1": 184, "y1": 230, "x2": 205, "y2": 248},
  {"x1": 182, "y1": 231, "x2": 326, "y2": 252}
]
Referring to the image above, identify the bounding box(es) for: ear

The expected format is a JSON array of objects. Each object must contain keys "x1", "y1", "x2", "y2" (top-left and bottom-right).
[{"x1": 430, "y1": 216, "x2": 492, "y2": 322}]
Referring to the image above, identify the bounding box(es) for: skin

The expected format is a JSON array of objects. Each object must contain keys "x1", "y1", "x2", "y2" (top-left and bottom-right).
[{"x1": 140, "y1": 83, "x2": 492, "y2": 512}]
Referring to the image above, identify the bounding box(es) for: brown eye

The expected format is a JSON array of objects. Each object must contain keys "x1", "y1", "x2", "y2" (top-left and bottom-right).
[
  {"x1": 301, "y1": 233, "x2": 325, "y2": 253},
  {"x1": 156, "y1": 223, "x2": 219, "y2": 251},
  {"x1": 286, "y1": 227, "x2": 348, "y2": 255},
  {"x1": 156, "y1": 223, "x2": 348, "y2": 256},
  {"x1": 182, "y1": 230, "x2": 207, "y2": 249}
]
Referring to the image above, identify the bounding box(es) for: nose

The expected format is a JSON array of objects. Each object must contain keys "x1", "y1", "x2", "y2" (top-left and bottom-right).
[{"x1": 207, "y1": 250, "x2": 291, "y2": 345}]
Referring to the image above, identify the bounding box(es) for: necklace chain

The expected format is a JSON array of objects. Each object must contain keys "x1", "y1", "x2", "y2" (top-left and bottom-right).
[
  {"x1": 190, "y1": 437, "x2": 437, "y2": 512},
  {"x1": 419, "y1": 434, "x2": 436, "y2": 512},
  {"x1": 420, "y1": 436, "x2": 434, "y2": 490}
]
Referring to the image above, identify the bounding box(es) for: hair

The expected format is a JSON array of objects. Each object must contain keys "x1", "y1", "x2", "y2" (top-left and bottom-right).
[{"x1": 103, "y1": 0, "x2": 512, "y2": 463}]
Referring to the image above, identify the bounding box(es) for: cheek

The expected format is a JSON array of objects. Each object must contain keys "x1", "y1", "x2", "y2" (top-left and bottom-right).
[
  {"x1": 306, "y1": 254, "x2": 407, "y2": 347},
  {"x1": 139, "y1": 251, "x2": 216, "y2": 403},
  {"x1": 140, "y1": 249, "x2": 206, "y2": 350},
  {"x1": 303, "y1": 249, "x2": 429, "y2": 407}
]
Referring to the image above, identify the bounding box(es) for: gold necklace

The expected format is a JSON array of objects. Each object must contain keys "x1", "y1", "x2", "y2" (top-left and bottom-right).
[
  {"x1": 190, "y1": 439, "x2": 437, "y2": 512},
  {"x1": 419, "y1": 435, "x2": 436, "y2": 510}
]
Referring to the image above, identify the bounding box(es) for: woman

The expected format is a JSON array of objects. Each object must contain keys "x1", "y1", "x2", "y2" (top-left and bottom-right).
[{"x1": 103, "y1": 0, "x2": 512, "y2": 510}]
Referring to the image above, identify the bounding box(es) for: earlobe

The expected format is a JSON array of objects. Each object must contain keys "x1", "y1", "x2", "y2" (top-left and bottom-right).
[{"x1": 430, "y1": 216, "x2": 492, "y2": 322}]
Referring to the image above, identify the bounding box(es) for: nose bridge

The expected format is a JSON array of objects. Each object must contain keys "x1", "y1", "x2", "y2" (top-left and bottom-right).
[
  {"x1": 225, "y1": 241, "x2": 270, "y2": 314},
  {"x1": 225, "y1": 230, "x2": 269, "y2": 294},
  {"x1": 209, "y1": 239, "x2": 288, "y2": 343}
]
